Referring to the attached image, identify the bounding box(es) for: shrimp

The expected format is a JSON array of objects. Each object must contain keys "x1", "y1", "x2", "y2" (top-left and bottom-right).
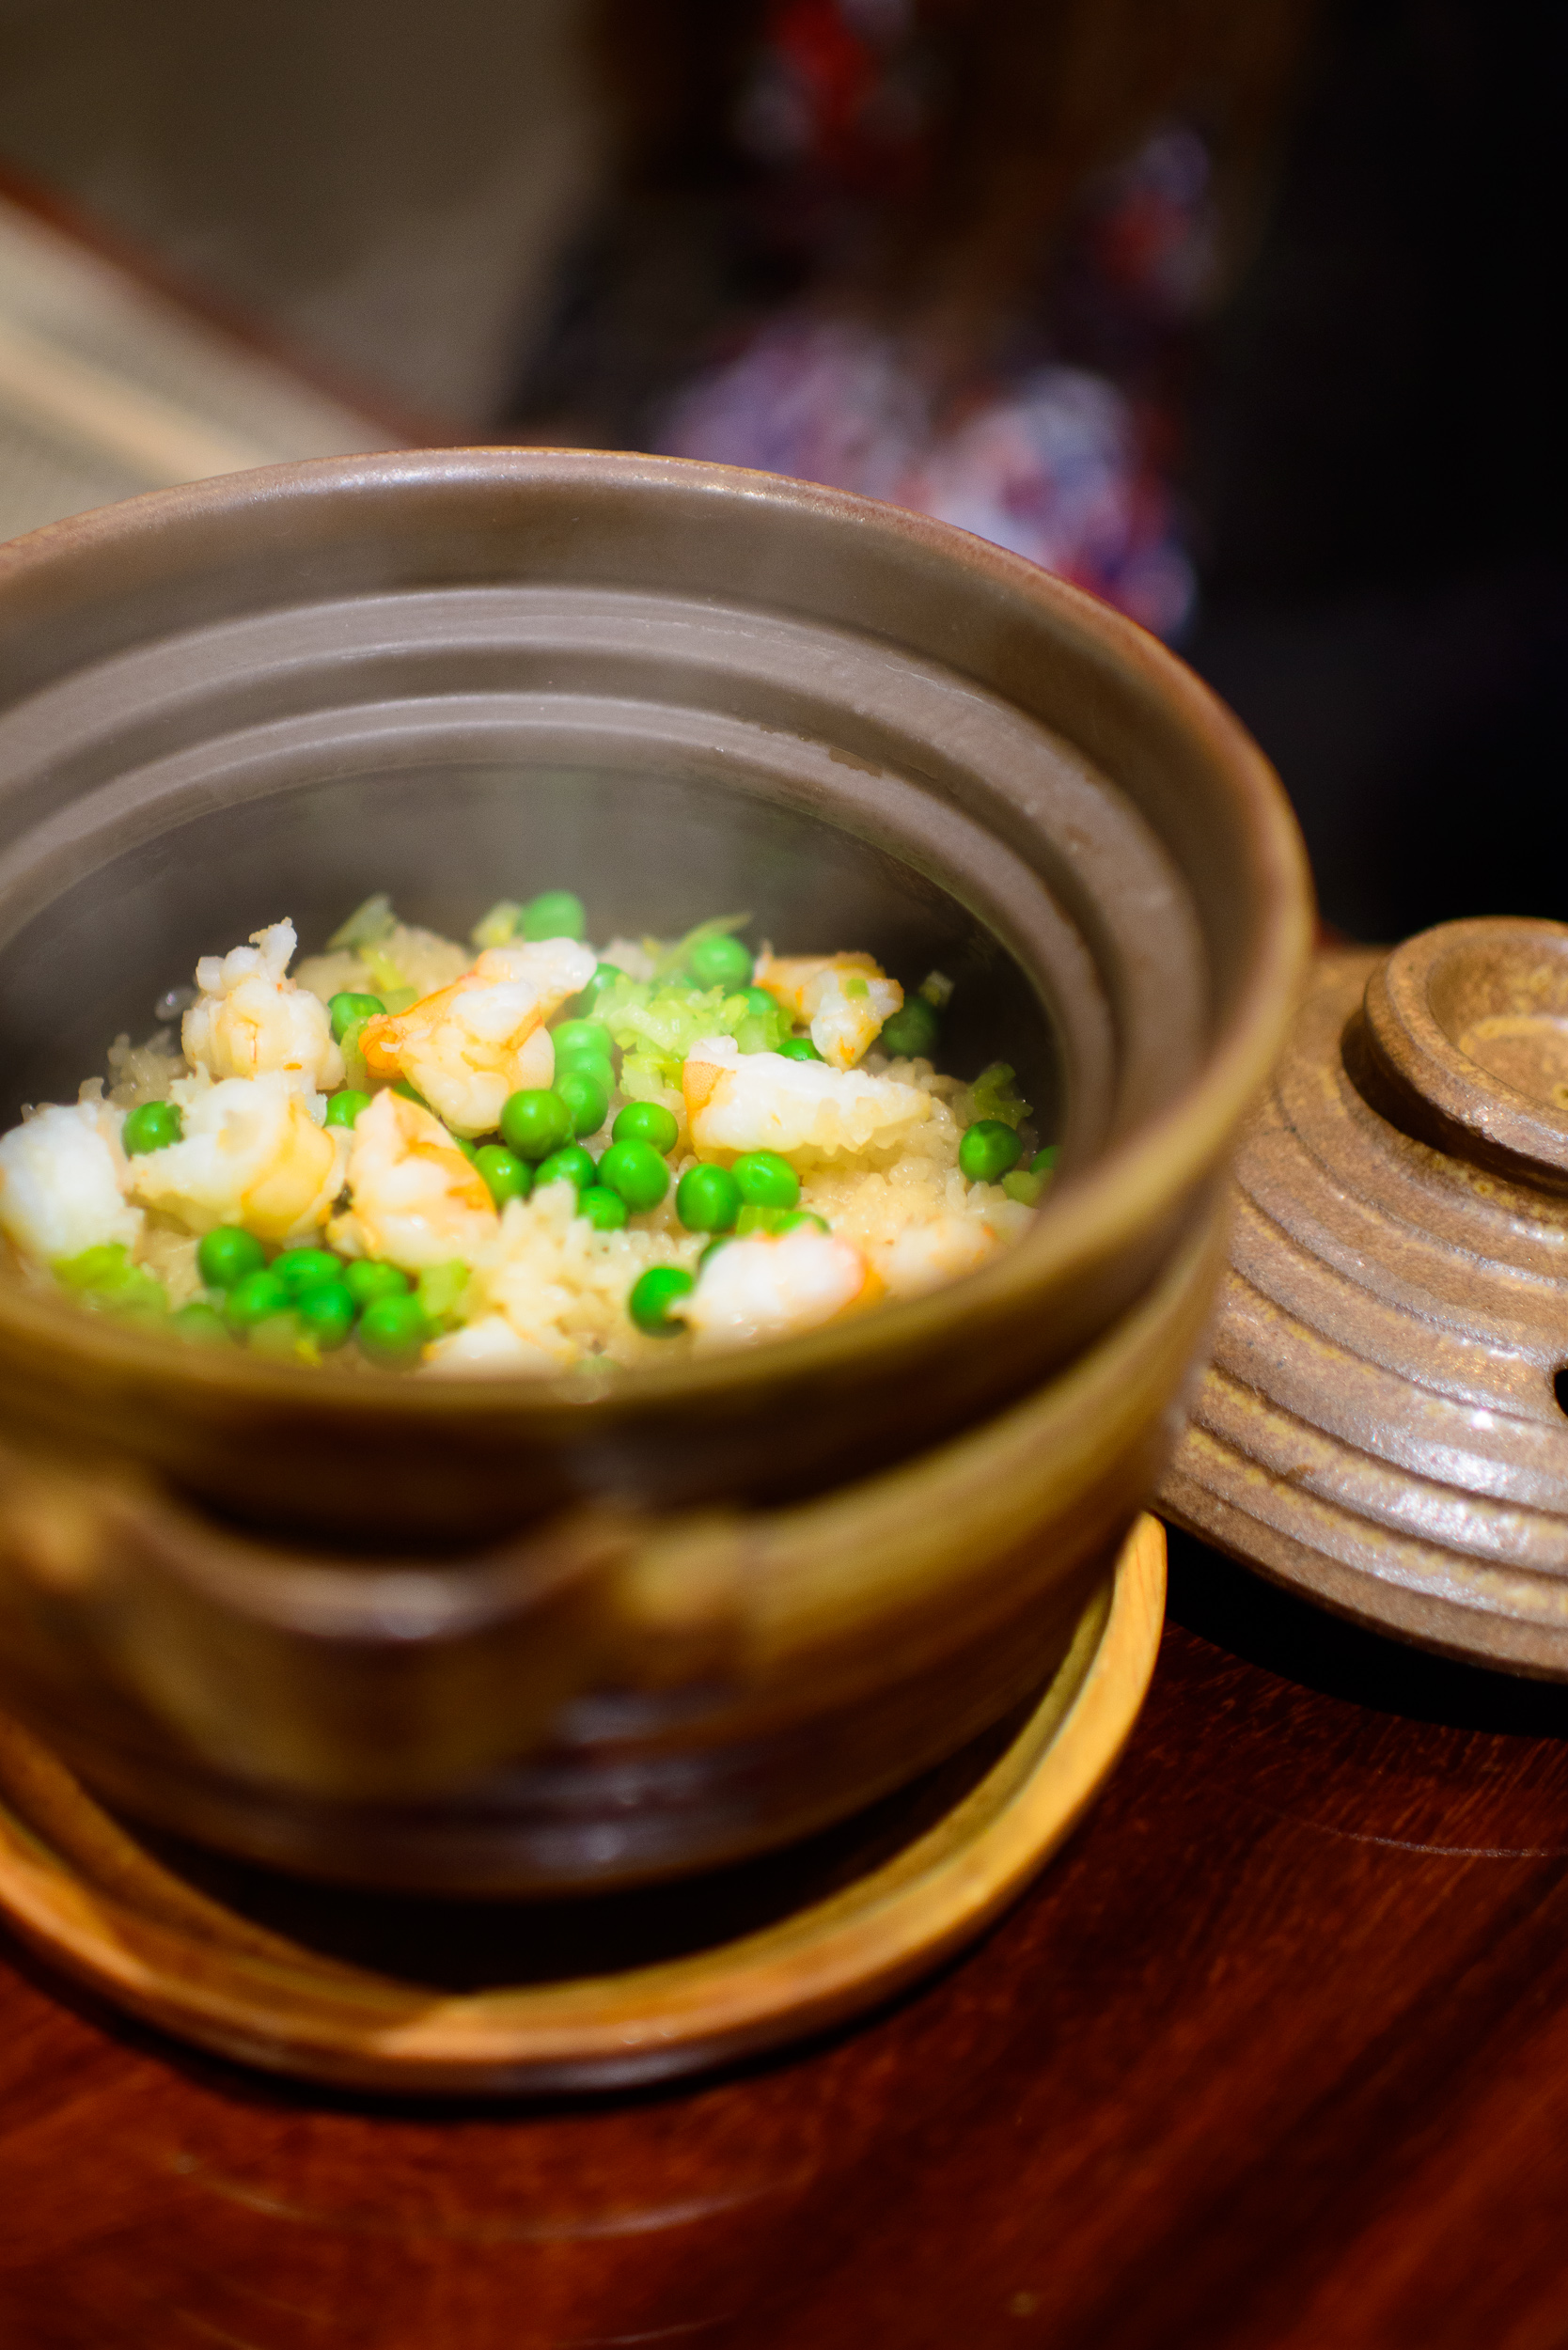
[
  {"x1": 329, "y1": 1088, "x2": 498, "y2": 1272},
  {"x1": 677, "y1": 1225, "x2": 869, "y2": 1347},
  {"x1": 874, "y1": 1212, "x2": 998, "y2": 1298},
  {"x1": 355, "y1": 937, "x2": 597, "y2": 1136},
  {"x1": 424, "y1": 1314, "x2": 560, "y2": 1376},
  {"x1": 682, "y1": 1035, "x2": 932, "y2": 1162},
  {"x1": 0, "y1": 1099, "x2": 142, "y2": 1263},
  {"x1": 127, "y1": 1072, "x2": 348, "y2": 1244},
  {"x1": 753, "y1": 949, "x2": 903, "y2": 1069},
  {"x1": 182, "y1": 918, "x2": 344, "y2": 1092}
]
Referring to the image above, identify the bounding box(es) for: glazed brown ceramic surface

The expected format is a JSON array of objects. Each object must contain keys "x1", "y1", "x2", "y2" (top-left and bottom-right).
[
  {"x1": 0, "y1": 451, "x2": 1309, "y2": 1888},
  {"x1": 0, "y1": 1519, "x2": 1166, "y2": 2094},
  {"x1": 1160, "y1": 919, "x2": 1568, "y2": 1673},
  {"x1": 0, "y1": 448, "x2": 1309, "y2": 1546}
]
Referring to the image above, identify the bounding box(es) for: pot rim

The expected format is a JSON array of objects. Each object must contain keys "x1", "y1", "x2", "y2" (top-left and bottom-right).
[{"x1": 0, "y1": 446, "x2": 1313, "y2": 1417}]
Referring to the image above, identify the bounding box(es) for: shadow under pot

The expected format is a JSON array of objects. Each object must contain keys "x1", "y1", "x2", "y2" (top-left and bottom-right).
[{"x1": 0, "y1": 450, "x2": 1310, "y2": 1890}]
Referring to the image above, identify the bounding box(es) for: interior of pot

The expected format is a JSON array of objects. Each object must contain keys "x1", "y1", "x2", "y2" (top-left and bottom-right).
[
  {"x1": 0, "y1": 451, "x2": 1309, "y2": 1544},
  {"x1": 0, "y1": 760, "x2": 1061, "y2": 1152}
]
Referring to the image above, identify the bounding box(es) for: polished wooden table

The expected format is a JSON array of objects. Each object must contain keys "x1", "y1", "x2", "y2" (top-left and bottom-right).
[{"x1": 5, "y1": 1527, "x2": 1567, "y2": 2350}]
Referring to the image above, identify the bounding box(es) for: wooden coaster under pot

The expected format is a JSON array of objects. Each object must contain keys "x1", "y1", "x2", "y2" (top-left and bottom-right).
[{"x1": 0, "y1": 1518, "x2": 1164, "y2": 2096}]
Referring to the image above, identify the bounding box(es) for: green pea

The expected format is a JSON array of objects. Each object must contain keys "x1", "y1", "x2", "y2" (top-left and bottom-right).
[
  {"x1": 629, "y1": 1265, "x2": 694, "y2": 1336},
  {"x1": 329, "y1": 990, "x2": 384, "y2": 1042},
  {"x1": 520, "y1": 889, "x2": 587, "y2": 943},
  {"x1": 325, "y1": 1088, "x2": 371, "y2": 1129},
  {"x1": 1032, "y1": 1145, "x2": 1060, "y2": 1178},
  {"x1": 295, "y1": 1281, "x2": 356, "y2": 1350},
  {"x1": 553, "y1": 1019, "x2": 613, "y2": 1062},
  {"x1": 686, "y1": 933, "x2": 753, "y2": 990},
  {"x1": 699, "y1": 1234, "x2": 733, "y2": 1266},
  {"x1": 676, "y1": 1163, "x2": 741, "y2": 1233},
  {"x1": 196, "y1": 1226, "x2": 267, "y2": 1291},
  {"x1": 958, "y1": 1120, "x2": 1024, "y2": 1183},
  {"x1": 597, "y1": 1139, "x2": 670, "y2": 1211},
  {"x1": 878, "y1": 996, "x2": 940, "y2": 1058},
  {"x1": 577, "y1": 1183, "x2": 628, "y2": 1231},
  {"x1": 170, "y1": 1301, "x2": 231, "y2": 1346},
  {"x1": 344, "y1": 1258, "x2": 411, "y2": 1306},
  {"x1": 224, "y1": 1268, "x2": 290, "y2": 1330},
  {"x1": 535, "y1": 1144, "x2": 597, "y2": 1194},
  {"x1": 735, "y1": 1204, "x2": 830, "y2": 1237},
  {"x1": 273, "y1": 1248, "x2": 343, "y2": 1298},
  {"x1": 357, "y1": 1293, "x2": 431, "y2": 1368},
  {"x1": 740, "y1": 985, "x2": 777, "y2": 1018},
  {"x1": 731, "y1": 1151, "x2": 799, "y2": 1210},
  {"x1": 776, "y1": 1035, "x2": 823, "y2": 1062},
  {"x1": 121, "y1": 1101, "x2": 182, "y2": 1155},
  {"x1": 500, "y1": 1088, "x2": 573, "y2": 1162},
  {"x1": 556, "y1": 1065, "x2": 609, "y2": 1138},
  {"x1": 475, "y1": 1143, "x2": 531, "y2": 1209},
  {"x1": 572, "y1": 962, "x2": 623, "y2": 1014},
  {"x1": 611, "y1": 1100, "x2": 679, "y2": 1154}
]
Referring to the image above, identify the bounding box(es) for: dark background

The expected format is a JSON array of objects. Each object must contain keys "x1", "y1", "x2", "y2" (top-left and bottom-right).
[{"x1": 1, "y1": 0, "x2": 1563, "y2": 944}]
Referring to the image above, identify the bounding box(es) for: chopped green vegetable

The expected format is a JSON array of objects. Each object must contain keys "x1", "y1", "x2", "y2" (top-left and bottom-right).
[
  {"x1": 416, "y1": 1261, "x2": 471, "y2": 1328},
  {"x1": 327, "y1": 893, "x2": 396, "y2": 951},
  {"x1": 121, "y1": 1101, "x2": 182, "y2": 1155},
  {"x1": 248, "y1": 1310, "x2": 312, "y2": 1363},
  {"x1": 54, "y1": 1241, "x2": 168, "y2": 1321},
  {"x1": 197, "y1": 1226, "x2": 267, "y2": 1291},
  {"x1": 1003, "y1": 1146, "x2": 1059, "y2": 1207},
  {"x1": 592, "y1": 969, "x2": 759, "y2": 1087},
  {"x1": 629, "y1": 1265, "x2": 694, "y2": 1335},
  {"x1": 470, "y1": 899, "x2": 524, "y2": 950},
  {"x1": 917, "y1": 969, "x2": 954, "y2": 1009},
  {"x1": 968, "y1": 1062, "x2": 1031, "y2": 1131},
  {"x1": 170, "y1": 1300, "x2": 231, "y2": 1346},
  {"x1": 959, "y1": 1120, "x2": 1024, "y2": 1183}
]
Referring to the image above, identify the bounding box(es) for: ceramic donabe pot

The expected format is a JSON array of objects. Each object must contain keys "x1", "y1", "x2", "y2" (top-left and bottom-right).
[{"x1": 0, "y1": 452, "x2": 1309, "y2": 1889}]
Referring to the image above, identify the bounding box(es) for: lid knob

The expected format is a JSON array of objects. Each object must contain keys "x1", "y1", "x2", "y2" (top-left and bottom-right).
[{"x1": 1361, "y1": 916, "x2": 1568, "y2": 1189}]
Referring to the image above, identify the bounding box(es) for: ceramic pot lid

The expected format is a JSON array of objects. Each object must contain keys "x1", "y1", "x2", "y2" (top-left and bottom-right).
[{"x1": 1158, "y1": 917, "x2": 1568, "y2": 1675}]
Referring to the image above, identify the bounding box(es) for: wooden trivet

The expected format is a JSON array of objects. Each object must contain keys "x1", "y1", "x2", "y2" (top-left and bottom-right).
[{"x1": 0, "y1": 1516, "x2": 1165, "y2": 2095}]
